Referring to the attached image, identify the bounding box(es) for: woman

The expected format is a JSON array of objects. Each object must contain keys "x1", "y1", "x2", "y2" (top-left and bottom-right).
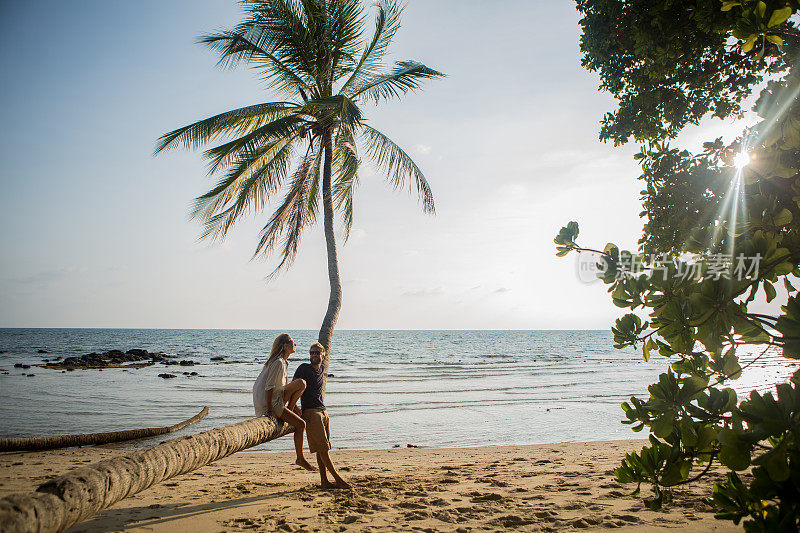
[{"x1": 253, "y1": 333, "x2": 315, "y2": 471}]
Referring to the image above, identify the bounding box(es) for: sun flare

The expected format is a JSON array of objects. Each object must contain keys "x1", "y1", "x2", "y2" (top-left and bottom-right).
[{"x1": 734, "y1": 151, "x2": 751, "y2": 169}]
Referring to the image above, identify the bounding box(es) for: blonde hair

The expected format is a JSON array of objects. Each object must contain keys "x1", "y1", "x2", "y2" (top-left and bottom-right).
[{"x1": 265, "y1": 333, "x2": 292, "y2": 367}]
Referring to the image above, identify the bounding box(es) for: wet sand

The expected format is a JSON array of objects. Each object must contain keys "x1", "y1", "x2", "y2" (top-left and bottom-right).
[{"x1": 0, "y1": 440, "x2": 739, "y2": 532}]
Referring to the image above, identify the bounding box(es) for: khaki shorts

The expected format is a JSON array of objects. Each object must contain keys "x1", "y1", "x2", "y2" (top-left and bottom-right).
[{"x1": 302, "y1": 408, "x2": 331, "y2": 454}]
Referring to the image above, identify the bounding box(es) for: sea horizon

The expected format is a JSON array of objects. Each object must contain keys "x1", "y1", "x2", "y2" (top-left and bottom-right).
[{"x1": 1, "y1": 329, "x2": 795, "y2": 453}]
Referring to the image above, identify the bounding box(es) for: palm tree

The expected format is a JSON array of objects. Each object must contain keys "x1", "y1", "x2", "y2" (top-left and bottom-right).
[
  {"x1": 155, "y1": 0, "x2": 443, "y2": 359},
  {"x1": 0, "y1": 413, "x2": 294, "y2": 532},
  {"x1": 0, "y1": 406, "x2": 208, "y2": 452}
]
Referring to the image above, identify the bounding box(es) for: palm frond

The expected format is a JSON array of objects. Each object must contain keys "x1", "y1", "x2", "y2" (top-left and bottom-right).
[
  {"x1": 347, "y1": 61, "x2": 444, "y2": 104},
  {"x1": 360, "y1": 124, "x2": 435, "y2": 214},
  {"x1": 253, "y1": 140, "x2": 323, "y2": 276},
  {"x1": 199, "y1": 30, "x2": 314, "y2": 96},
  {"x1": 193, "y1": 134, "x2": 299, "y2": 241},
  {"x1": 324, "y1": 0, "x2": 364, "y2": 83},
  {"x1": 339, "y1": 0, "x2": 402, "y2": 94},
  {"x1": 300, "y1": 95, "x2": 362, "y2": 130},
  {"x1": 245, "y1": 0, "x2": 320, "y2": 86},
  {"x1": 154, "y1": 102, "x2": 297, "y2": 154},
  {"x1": 333, "y1": 125, "x2": 360, "y2": 239},
  {"x1": 306, "y1": 156, "x2": 322, "y2": 224},
  {"x1": 203, "y1": 114, "x2": 309, "y2": 174}
]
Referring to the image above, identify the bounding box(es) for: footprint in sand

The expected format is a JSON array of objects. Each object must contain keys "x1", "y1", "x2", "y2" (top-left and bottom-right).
[
  {"x1": 559, "y1": 502, "x2": 585, "y2": 510},
  {"x1": 496, "y1": 515, "x2": 535, "y2": 527},
  {"x1": 398, "y1": 502, "x2": 427, "y2": 510},
  {"x1": 404, "y1": 510, "x2": 430, "y2": 520},
  {"x1": 612, "y1": 514, "x2": 641, "y2": 523},
  {"x1": 432, "y1": 510, "x2": 461, "y2": 523},
  {"x1": 571, "y1": 517, "x2": 603, "y2": 528},
  {"x1": 469, "y1": 492, "x2": 504, "y2": 503}
]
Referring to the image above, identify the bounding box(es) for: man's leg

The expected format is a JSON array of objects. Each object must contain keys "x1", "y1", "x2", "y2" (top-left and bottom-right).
[
  {"x1": 317, "y1": 449, "x2": 350, "y2": 488},
  {"x1": 316, "y1": 452, "x2": 332, "y2": 488},
  {"x1": 316, "y1": 412, "x2": 349, "y2": 488}
]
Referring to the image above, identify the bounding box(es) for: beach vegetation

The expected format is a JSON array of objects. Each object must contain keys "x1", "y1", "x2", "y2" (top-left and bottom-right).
[
  {"x1": 154, "y1": 0, "x2": 442, "y2": 357},
  {"x1": 557, "y1": 0, "x2": 800, "y2": 529}
]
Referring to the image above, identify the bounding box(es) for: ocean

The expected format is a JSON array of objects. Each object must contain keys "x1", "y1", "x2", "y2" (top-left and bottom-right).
[{"x1": 0, "y1": 329, "x2": 794, "y2": 452}]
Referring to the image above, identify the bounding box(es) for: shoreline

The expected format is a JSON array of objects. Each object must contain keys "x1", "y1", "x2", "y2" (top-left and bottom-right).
[{"x1": 0, "y1": 439, "x2": 740, "y2": 532}]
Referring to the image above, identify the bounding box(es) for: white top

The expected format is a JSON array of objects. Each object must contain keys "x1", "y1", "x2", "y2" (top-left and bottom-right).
[{"x1": 252, "y1": 357, "x2": 288, "y2": 416}]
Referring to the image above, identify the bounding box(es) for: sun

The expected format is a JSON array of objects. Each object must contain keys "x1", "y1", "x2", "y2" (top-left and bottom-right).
[{"x1": 734, "y1": 151, "x2": 752, "y2": 169}]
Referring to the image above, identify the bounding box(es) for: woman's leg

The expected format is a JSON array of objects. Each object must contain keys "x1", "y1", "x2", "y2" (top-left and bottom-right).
[
  {"x1": 282, "y1": 378, "x2": 306, "y2": 412},
  {"x1": 276, "y1": 379, "x2": 313, "y2": 470}
]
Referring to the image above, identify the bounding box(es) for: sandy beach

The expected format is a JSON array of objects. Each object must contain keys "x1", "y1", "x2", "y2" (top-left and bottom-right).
[{"x1": 0, "y1": 439, "x2": 740, "y2": 532}]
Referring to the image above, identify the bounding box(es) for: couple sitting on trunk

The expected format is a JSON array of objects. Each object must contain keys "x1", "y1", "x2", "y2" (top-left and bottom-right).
[{"x1": 252, "y1": 333, "x2": 350, "y2": 489}]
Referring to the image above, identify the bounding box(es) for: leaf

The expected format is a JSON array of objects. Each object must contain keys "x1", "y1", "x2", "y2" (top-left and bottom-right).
[
  {"x1": 662, "y1": 460, "x2": 691, "y2": 486},
  {"x1": 784, "y1": 277, "x2": 796, "y2": 293},
  {"x1": 721, "y1": 1, "x2": 742, "y2": 11},
  {"x1": 651, "y1": 413, "x2": 675, "y2": 438},
  {"x1": 764, "y1": 280, "x2": 777, "y2": 303},
  {"x1": 742, "y1": 36, "x2": 758, "y2": 53},
  {"x1": 766, "y1": 34, "x2": 784, "y2": 46},
  {"x1": 719, "y1": 444, "x2": 751, "y2": 471},
  {"x1": 773, "y1": 208, "x2": 793, "y2": 227},
  {"x1": 679, "y1": 418, "x2": 698, "y2": 446},
  {"x1": 765, "y1": 448, "x2": 790, "y2": 482},
  {"x1": 721, "y1": 352, "x2": 742, "y2": 379},
  {"x1": 767, "y1": 6, "x2": 793, "y2": 27}
]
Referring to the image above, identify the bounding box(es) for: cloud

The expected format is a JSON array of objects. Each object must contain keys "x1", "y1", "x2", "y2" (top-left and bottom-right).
[
  {"x1": 347, "y1": 228, "x2": 367, "y2": 244},
  {"x1": 401, "y1": 286, "x2": 444, "y2": 298},
  {"x1": 413, "y1": 143, "x2": 432, "y2": 155},
  {"x1": 16, "y1": 266, "x2": 85, "y2": 285}
]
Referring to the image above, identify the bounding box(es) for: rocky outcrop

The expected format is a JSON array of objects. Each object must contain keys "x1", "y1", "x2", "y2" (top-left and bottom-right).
[{"x1": 43, "y1": 349, "x2": 175, "y2": 370}]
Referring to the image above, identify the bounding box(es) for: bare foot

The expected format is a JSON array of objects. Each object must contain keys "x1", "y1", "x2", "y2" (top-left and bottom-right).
[
  {"x1": 296, "y1": 458, "x2": 317, "y2": 471},
  {"x1": 334, "y1": 479, "x2": 352, "y2": 489},
  {"x1": 321, "y1": 480, "x2": 335, "y2": 489}
]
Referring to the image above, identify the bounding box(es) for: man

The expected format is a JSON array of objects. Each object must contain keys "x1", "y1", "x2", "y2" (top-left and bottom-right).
[{"x1": 293, "y1": 342, "x2": 350, "y2": 488}]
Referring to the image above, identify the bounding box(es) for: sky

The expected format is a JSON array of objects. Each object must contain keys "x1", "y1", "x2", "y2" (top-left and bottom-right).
[{"x1": 0, "y1": 1, "x2": 754, "y2": 329}]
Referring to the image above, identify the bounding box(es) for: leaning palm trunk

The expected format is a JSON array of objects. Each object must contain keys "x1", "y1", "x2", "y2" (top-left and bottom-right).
[
  {"x1": 0, "y1": 407, "x2": 209, "y2": 453},
  {"x1": 0, "y1": 415, "x2": 291, "y2": 533}
]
